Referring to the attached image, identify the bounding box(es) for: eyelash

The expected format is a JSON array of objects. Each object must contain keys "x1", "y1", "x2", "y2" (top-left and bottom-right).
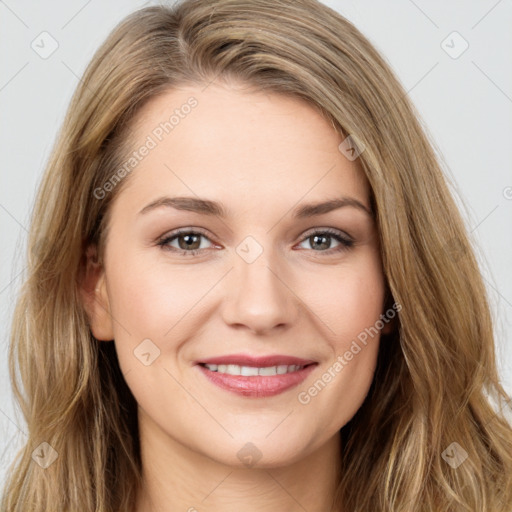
[{"x1": 156, "y1": 227, "x2": 354, "y2": 257}]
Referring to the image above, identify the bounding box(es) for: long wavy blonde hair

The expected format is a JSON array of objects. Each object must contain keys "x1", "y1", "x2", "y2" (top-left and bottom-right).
[{"x1": 2, "y1": 0, "x2": 511, "y2": 510}]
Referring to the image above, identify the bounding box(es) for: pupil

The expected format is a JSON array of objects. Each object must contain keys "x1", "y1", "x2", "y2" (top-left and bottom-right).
[
  {"x1": 180, "y1": 234, "x2": 200, "y2": 250},
  {"x1": 312, "y1": 234, "x2": 329, "y2": 250},
  {"x1": 176, "y1": 234, "x2": 332, "y2": 251}
]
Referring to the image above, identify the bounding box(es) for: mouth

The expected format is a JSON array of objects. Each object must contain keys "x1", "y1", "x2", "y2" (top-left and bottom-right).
[
  {"x1": 198, "y1": 362, "x2": 314, "y2": 376},
  {"x1": 194, "y1": 354, "x2": 318, "y2": 398}
]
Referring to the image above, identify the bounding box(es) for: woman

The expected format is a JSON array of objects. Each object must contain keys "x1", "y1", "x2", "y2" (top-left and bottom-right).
[{"x1": 2, "y1": 0, "x2": 511, "y2": 510}]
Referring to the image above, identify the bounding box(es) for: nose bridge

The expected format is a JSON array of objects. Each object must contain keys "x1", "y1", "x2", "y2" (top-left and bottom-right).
[{"x1": 221, "y1": 234, "x2": 297, "y2": 333}]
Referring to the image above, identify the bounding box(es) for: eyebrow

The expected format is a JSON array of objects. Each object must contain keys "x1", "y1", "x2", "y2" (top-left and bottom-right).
[{"x1": 138, "y1": 195, "x2": 373, "y2": 218}]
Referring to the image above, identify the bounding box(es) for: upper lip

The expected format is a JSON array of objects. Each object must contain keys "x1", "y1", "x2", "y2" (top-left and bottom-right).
[{"x1": 196, "y1": 354, "x2": 317, "y2": 367}]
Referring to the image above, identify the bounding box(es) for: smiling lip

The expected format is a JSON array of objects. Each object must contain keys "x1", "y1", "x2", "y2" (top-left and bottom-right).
[{"x1": 195, "y1": 353, "x2": 318, "y2": 398}]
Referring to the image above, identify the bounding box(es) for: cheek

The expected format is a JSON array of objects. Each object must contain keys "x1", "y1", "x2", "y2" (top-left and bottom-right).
[
  {"x1": 295, "y1": 268, "x2": 385, "y2": 432},
  {"x1": 299, "y1": 253, "x2": 384, "y2": 399},
  {"x1": 104, "y1": 254, "x2": 210, "y2": 407},
  {"x1": 106, "y1": 253, "x2": 210, "y2": 339},
  {"x1": 106, "y1": 242, "x2": 386, "y2": 340},
  {"x1": 332, "y1": 274, "x2": 384, "y2": 343},
  {"x1": 301, "y1": 253, "x2": 386, "y2": 346}
]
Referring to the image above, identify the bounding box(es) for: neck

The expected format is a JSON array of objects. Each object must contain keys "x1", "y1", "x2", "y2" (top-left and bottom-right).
[{"x1": 134, "y1": 409, "x2": 342, "y2": 512}]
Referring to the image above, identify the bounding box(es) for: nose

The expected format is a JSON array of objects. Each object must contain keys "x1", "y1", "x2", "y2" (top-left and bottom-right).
[{"x1": 220, "y1": 245, "x2": 299, "y2": 335}]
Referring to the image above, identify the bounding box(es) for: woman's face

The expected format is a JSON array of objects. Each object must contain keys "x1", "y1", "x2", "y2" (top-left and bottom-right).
[{"x1": 85, "y1": 82, "x2": 391, "y2": 468}]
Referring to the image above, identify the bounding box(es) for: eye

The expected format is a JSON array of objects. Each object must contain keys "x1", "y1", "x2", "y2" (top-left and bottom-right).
[
  {"x1": 296, "y1": 228, "x2": 354, "y2": 254},
  {"x1": 157, "y1": 228, "x2": 215, "y2": 256},
  {"x1": 157, "y1": 227, "x2": 354, "y2": 257}
]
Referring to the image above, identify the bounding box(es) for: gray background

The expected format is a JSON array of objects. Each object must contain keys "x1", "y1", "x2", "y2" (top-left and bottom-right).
[{"x1": 1, "y1": 0, "x2": 511, "y2": 489}]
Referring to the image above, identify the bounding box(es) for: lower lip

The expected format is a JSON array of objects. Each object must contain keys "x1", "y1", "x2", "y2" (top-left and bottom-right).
[{"x1": 196, "y1": 364, "x2": 317, "y2": 398}]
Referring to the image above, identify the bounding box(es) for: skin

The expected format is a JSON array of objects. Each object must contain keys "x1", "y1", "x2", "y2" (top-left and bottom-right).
[{"x1": 82, "y1": 81, "x2": 392, "y2": 512}]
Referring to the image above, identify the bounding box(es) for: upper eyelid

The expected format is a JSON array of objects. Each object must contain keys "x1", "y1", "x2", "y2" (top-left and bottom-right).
[
  {"x1": 299, "y1": 226, "x2": 352, "y2": 240},
  {"x1": 159, "y1": 226, "x2": 352, "y2": 247}
]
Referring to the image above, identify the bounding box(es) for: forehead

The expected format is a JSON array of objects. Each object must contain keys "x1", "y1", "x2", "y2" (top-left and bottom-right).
[{"x1": 113, "y1": 83, "x2": 370, "y2": 216}]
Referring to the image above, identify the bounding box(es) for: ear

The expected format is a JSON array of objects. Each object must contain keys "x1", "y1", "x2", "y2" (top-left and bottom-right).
[{"x1": 79, "y1": 244, "x2": 115, "y2": 341}]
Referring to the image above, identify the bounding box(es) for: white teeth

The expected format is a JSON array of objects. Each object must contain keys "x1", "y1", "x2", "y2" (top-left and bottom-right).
[
  {"x1": 226, "y1": 364, "x2": 240, "y2": 375},
  {"x1": 203, "y1": 363, "x2": 305, "y2": 376},
  {"x1": 258, "y1": 366, "x2": 277, "y2": 376},
  {"x1": 240, "y1": 366, "x2": 259, "y2": 376}
]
